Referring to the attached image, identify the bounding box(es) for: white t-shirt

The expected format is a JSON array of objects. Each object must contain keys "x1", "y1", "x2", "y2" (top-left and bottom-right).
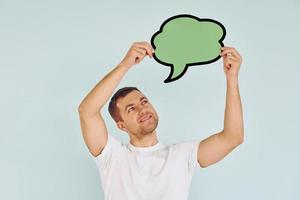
[{"x1": 93, "y1": 134, "x2": 202, "y2": 200}]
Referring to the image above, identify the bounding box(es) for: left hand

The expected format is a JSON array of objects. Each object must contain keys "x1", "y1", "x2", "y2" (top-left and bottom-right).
[{"x1": 220, "y1": 46, "x2": 243, "y2": 80}]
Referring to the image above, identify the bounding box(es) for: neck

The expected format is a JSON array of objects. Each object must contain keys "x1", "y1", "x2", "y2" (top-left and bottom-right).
[{"x1": 129, "y1": 130, "x2": 159, "y2": 147}]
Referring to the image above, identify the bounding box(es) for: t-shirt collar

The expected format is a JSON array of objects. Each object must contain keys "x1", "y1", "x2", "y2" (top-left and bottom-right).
[{"x1": 128, "y1": 142, "x2": 162, "y2": 152}]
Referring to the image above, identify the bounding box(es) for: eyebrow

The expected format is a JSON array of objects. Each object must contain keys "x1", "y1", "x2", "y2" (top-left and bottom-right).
[{"x1": 124, "y1": 96, "x2": 147, "y2": 112}]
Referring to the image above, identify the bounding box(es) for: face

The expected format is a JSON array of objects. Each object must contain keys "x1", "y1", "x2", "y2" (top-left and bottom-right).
[{"x1": 116, "y1": 90, "x2": 159, "y2": 137}]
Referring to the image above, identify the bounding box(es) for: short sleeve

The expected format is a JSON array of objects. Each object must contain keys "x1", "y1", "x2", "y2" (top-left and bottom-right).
[
  {"x1": 174, "y1": 140, "x2": 202, "y2": 172},
  {"x1": 93, "y1": 134, "x2": 123, "y2": 170}
]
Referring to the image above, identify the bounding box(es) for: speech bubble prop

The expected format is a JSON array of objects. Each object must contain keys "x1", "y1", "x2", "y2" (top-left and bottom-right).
[{"x1": 151, "y1": 14, "x2": 226, "y2": 83}]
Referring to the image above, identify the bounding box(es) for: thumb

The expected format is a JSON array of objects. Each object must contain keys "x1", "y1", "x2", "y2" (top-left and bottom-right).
[{"x1": 135, "y1": 54, "x2": 144, "y2": 64}]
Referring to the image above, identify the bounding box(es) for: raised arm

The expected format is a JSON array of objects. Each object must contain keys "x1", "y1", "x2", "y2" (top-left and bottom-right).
[
  {"x1": 197, "y1": 47, "x2": 244, "y2": 168},
  {"x1": 78, "y1": 42, "x2": 154, "y2": 157}
]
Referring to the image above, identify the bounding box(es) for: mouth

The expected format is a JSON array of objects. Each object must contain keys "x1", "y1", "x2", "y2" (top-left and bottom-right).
[{"x1": 139, "y1": 114, "x2": 152, "y2": 123}]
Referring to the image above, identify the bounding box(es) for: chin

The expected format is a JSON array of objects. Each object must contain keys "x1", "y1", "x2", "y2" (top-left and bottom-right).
[{"x1": 148, "y1": 120, "x2": 159, "y2": 133}]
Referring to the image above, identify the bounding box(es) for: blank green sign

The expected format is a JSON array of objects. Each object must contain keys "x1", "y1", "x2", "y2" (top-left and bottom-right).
[{"x1": 151, "y1": 14, "x2": 226, "y2": 83}]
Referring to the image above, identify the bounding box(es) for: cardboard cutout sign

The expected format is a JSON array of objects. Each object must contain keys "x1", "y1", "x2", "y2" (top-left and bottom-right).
[{"x1": 151, "y1": 14, "x2": 226, "y2": 83}]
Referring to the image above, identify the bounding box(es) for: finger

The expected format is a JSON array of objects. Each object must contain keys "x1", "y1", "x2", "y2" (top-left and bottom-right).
[
  {"x1": 134, "y1": 50, "x2": 146, "y2": 60},
  {"x1": 226, "y1": 59, "x2": 239, "y2": 67},
  {"x1": 136, "y1": 45, "x2": 152, "y2": 58},
  {"x1": 222, "y1": 47, "x2": 242, "y2": 58},
  {"x1": 133, "y1": 46, "x2": 146, "y2": 56},
  {"x1": 142, "y1": 41, "x2": 155, "y2": 53},
  {"x1": 135, "y1": 53, "x2": 145, "y2": 64},
  {"x1": 134, "y1": 43, "x2": 153, "y2": 58},
  {"x1": 225, "y1": 60, "x2": 231, "y2": 68},
  {"x1": 226, "y1": 56, "x2": 239, "y2": 62},
  {"x1": 220, "y1": 49, "x2": 240, "y2": 59},
  {"x1": 222, "y1": 53, "x2": 237, "y2": 61},
  {"x1": 221, "y1": 47, "x2": 241, "y2": 59},
  {"x1": 220, "y1": 49, "x2": 235, "y2": 56},
  {"x1": 136, "y1": 41, "x2": 154, "y2": 50},
  {"x1": 134, "y1": 42, "x2": 152, "y2": 52},
  {"x1": 224, "y1": 56, "x2": 238, "y2": 66},
  {"x1": 221, "y1": 54, "x2": 233, "y2": 61},
  {"x1": 225, "y1": 55, "x2": 239, "y2": 62}
]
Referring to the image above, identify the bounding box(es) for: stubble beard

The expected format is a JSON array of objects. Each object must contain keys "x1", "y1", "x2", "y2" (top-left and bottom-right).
[{"x1": 138, "y1": 115, "x2": 159, "y2": 136}]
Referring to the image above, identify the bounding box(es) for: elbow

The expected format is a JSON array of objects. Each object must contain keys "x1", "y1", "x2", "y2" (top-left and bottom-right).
[
  {"x1": 232, "y1": 130, "x2": 244, "y2": 144},
  {"x1": 226, "y1": 128, "x2": 244, "y2": 143},
  {"x1": 199, "y1": 162, "x2": 209, "y2": 168},
  {"x1": 237, "y1": 132, "x2": 244, "y2": 144},
  {"x1": 78, "y1": 104, "x2": 85, "y2": 114},
  {"x1": 78, "y1": 104, "x2": 101, "y2": 117},
  {"x1": 78, "y1": 104, "x2": 90, "y2": 116},
  {"x1": 223, "y1": 130, "x2": 244, "y2": 145},
  {"x1": 78, "y1": 101, "x2": 90, "y2": 113},
  {"x1": 230, "y1": 134, "x2": 244, "y2": 148}
]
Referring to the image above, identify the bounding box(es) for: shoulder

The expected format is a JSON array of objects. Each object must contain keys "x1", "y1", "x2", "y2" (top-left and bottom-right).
[{"x1": 171, "y1": 140, "x2": 200, "y2": 151}]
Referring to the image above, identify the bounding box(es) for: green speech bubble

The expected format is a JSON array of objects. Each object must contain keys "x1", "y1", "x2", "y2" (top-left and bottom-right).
[{"x1": 151, "y1": 14, "x2": 226, "y2": 83}]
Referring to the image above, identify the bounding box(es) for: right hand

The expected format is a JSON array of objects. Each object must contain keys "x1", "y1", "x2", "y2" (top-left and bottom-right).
[{"x1": 119, "y1": 41, "x2": 155, "y2": 69}]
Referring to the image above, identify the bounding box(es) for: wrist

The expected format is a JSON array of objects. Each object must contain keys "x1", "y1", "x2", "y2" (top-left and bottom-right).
[
  {"x1": 226, "y1": 76, "x2": 239, "y2": 85},
  {"x1": 117, "y1": 62, "x2": 132, "y2": 70}
]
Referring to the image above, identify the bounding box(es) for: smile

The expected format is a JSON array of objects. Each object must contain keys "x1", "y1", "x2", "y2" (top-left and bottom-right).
[{"x1": 139, "y1": 115, "x2": 152, "y2": 123}]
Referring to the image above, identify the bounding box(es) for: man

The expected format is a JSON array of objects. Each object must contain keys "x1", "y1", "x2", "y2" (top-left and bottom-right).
[{"x1": 78, "y1": 41, "x2": 244, "y2": 200}]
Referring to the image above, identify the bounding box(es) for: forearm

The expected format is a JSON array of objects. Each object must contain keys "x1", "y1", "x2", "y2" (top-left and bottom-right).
[
  {"x1": 78, "y1": 63, "x2": 130, "y2": 114},
  {"x1": 222, "y1": 77, "x2": 244, "y2": 141}
]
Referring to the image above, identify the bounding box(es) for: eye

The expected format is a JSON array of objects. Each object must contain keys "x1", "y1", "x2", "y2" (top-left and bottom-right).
[
  {"x1": 128, "y1": 107, "x2": 135, "y2": 113},
  {"x1": 142, "y1": 100, "x2": 148, "y2": 105}
]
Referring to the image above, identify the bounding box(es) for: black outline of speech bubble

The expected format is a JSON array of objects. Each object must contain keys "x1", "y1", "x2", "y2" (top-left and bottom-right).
[{"x1": 150, "y1": 14, "x2": 226, "y2": 83}]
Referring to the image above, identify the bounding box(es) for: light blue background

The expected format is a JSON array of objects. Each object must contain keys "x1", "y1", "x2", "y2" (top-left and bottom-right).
[{"x1": 1, "y1": 0, "x2": 299, "y2": 199}]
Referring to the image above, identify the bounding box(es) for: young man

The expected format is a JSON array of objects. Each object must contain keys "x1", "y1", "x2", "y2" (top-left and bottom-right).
[{"x1": 78, "y1": 41, "x2": 244, "y2": 200}]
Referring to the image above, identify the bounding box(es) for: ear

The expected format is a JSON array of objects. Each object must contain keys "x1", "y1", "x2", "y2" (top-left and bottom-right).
[{"x1": 116, "y1": 121, "x2": 128, "y2": 133}]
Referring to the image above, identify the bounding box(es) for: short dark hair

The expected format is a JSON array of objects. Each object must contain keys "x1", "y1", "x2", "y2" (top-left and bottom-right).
[{"x1": 108, "y1": 86, "x2": 141, "y2": 122}]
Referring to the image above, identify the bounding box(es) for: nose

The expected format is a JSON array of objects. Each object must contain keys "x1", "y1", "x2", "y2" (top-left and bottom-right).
[
  {"x1": 137, "y1": 106, "x2": 147, "y2": 117},
  {"x1": 138, "y1": 109, "x2": 146, "y2": 117}
]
